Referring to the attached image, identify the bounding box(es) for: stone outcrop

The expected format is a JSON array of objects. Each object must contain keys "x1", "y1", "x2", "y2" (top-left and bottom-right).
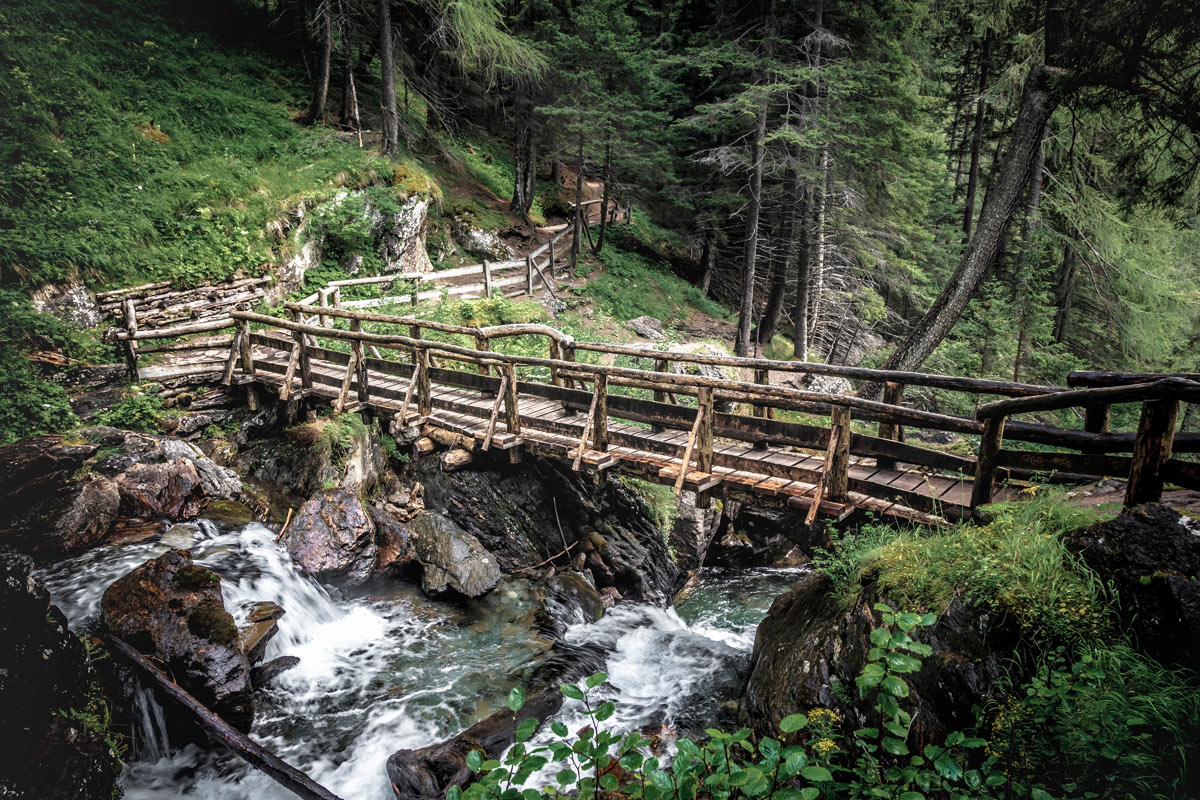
[
  {"x1": 740, "y1": 570, "x2": 1019, "y2": 749},
  {"x1": 0, "y1": 435, "x2": 120, "y2": 560},
  {"x1": 102, "y1": 550, "x2": 255, "y2": 732},
  {"x1": 1065, "y1": 504, "x2": 1200, "y2": 670},
  {"x1": 30, "y1": 280, "x2": 102, "y2": 328},
  {"x1": 0, "y1": 553, "x2": 119, "y2": 800},
  {"x1": 669, "y1": 490, "x2": 724, "y2": 575},
  {"x1": 704, "y1": 504, "x2": 815, "y2": 568},
  {"x1": 237, "y1": 415, "x2": 386, "y2": 501},
  {"x1": 452, "y1": 218, "x2": 517, "y2": 261},
  {"x1": 626, "y1": 315, "x2": 665, "y2": 340},
  {"x1": 238, "y1": 601, "x2": 285, "y2": 665},
  {"x1": 412, "y1": 511, "x2": 502, "y2": 597},
  {"x1": 280, "y1": 489, "x2": 378, "y2": 585},
  {"x1": 413, "y1": 452, "x2": 678, "y2": 604},
  {"x1": 369, "y1": 500, "x2": 420, "y2": 575}
]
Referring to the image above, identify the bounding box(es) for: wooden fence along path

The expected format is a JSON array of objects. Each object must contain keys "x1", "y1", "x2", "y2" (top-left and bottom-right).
[
  {"x1": 207, "y1": 303, "x2": 1200, "y2": 526},
  {"x1": 108, "y1": 213, "x2": 613, "y2": 381}
]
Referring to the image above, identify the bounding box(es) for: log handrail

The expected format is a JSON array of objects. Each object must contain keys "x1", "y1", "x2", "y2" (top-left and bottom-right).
[{"x1": 975, "y1": 378, "x2": 1200, "y2": 420}]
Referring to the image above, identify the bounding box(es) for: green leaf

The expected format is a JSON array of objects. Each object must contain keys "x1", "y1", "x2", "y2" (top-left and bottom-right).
[
  {"x1": 648, "y1": 769, "x2": 674, "y2": 790},
  {"x1": 507, "y1": 686, "x2": 526, "y2": 713},
  {"x1": 561, "y1": 684, "x2": 585, "y2": 701},
  {"x1": 780, "y1": 713, "x2": 808, "y2": 733},
  {"x1": 515, "y1": 717, "x2": 538, "y2": 743},
  {"x1": 595, "y1": 701, "x2": 616, "y2": 722},
  {"x1": 601, "y1": 774, "x2": 619, "y2": 791},
  {"x1": 1031, "y1": 789, "x2": 1054, "y2": 800},
  {"x1": 800, "y1": 765, "x2": 833, "y2": 782},
  {"x1": 446, "y1": 786, "x2": 462, "y2": 800},
  {"x1": 882, "y1": 675, "x2": 910, "y2": 697},
  {"x1": 882, "y1": 737, "x2": 909, "y2": 756},
  {"x1": 886, "y1": 652, "x2": 922, "y2": 674},
  {"x1": 782, "y1": 752, "x2": 808, "y2": 777},
  {"x1": 550, "y1": 721, "x2": 568, "y2": 737},
  {"x1": 934, "y1": 755, "x2": 963, "y2": 780},
  {"x1": 899, "y1": 793, "x2": 925, "y2": 800},
  {"x1": 466, "y1": 750, "x2": 483, "y2": 771},
  {"x1": 556, "y1": 769, "x2": 576, "y2": 785},
  {"x1": 945, "y1": 731, "x2": 964, "y2": 746},
  {"x1": 586, "y1": 672, "x2": 608, "y2": 689},
  {"x1": 870, "y1": 628, "x2": 892, "y2": 646}
]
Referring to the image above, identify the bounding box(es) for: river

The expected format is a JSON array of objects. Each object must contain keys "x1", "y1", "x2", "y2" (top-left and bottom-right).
[{"x1": 38, "y1": 517, "x2": 805, "y2": 800}]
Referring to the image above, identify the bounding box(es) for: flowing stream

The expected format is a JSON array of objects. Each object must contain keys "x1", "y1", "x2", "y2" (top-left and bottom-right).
[{"x1": 38, "y1": 518, "x2": 805, "y2": 800}]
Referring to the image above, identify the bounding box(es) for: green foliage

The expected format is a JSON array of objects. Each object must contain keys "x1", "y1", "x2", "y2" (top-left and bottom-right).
[
  {"x1": 585, "y1": 246, "x2": 727, "y2": 323},
  {"x1": 93, "y1": 392, "x2": 174, "y2": 434},
  {"x1": 620, "y1": 476, "x2": 678, "y2": 536},
  {"x1": 852, "y1": 492, "x2": 1112, "y2": 641},
  {"x1": 459, "y1": 606, "x2": 1153, "y2": 800}
]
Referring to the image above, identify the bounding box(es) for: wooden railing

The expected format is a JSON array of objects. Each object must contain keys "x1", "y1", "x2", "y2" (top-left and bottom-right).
[{"x1": 227, "y1": 306, "x2": 1200, "y2": 512}]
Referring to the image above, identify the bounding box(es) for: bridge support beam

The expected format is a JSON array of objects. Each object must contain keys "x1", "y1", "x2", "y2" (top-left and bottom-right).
[
  {"x1": 971, "y1": 416, "x2": 1006, "y2": 510},
  {"x1": 1125, "y1": 399, "x2": 1178, "y2": 506}
]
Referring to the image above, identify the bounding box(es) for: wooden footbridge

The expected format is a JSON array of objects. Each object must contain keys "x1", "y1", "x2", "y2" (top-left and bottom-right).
[{"x1": 185, "y1": 303, "x2": 1200, "y2": 526}]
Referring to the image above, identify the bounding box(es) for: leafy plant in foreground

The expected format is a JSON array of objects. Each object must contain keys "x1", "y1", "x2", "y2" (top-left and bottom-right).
[{"x1": 453, "y1": 604, "x2": 1089, "y2": 800}]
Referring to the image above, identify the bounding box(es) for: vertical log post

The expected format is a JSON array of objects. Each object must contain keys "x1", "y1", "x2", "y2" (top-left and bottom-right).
[
  {"x1": 318, "y1": 289, "x2": 330, "y2": 327},
  {"x1": 411, "y1": 277, "x2": 420, "y2": 310},
  {"x1": 221, "y1": 327, "x2": 243, "y2": 386},
  {"x1": 651, "y1": 357, "x2": 670, "y2": 433},
  {"x1": 752, "y1": 368, "x2": 770, "y2": 449},
  {"x1": 351, "y1": 318, "x2": 369, "y2": 404},
  {"x1": 482, "y1": 259, "x2": 492, "y2": 298},
  {"x1": 331, "y1": 286, "x2": 341, "y2": 310},
  {"x1": 503, "y1": 362, "x2": 520, "y2": 434},
  {"x1": 122, "y1": 299, "x2": 140, "y2": 380},
  {"x1": 409, "y1": 325, "x2": 422, "y2": 367},
  {"x1": 1084, "y1": 404, "x2": 1111, "y2": 435},
  {"x1": 526, "y1": 254, "x2": 534, "y2": 295},
  {"x1": 291, "y1": 310, "x2": 313, "y2": 391},
  {"x1": 238, "y1": 319, "x2": 258, "y2": 411},
  {"x1": 548, "y1": 239, "x2": 556, "y2": 277},
  {"x1": 548, "y1": 339, "x2": 562, "y2": 387},
  {"x1": 416, "y1": 348, "x2": 432, "y2": 416},
  {"x1": 876, "y1": 382, "x2": 906, "y2": 470},
  {"x1": 971, "y1": 416, "x2": 1006, "y2": 509},
  {"x1": 1125, "y1": 399, "x2": 1179, "y2": 506},
  {"x1": 560, "y1": 344, "x2": 577, "y2": 413},
  {"x1": 827, "y1": 405, "x2": 851, "y2": 501},
  {"x1": 475, "y1": 334, "x2": 491, "y2": 397},
  {"x1": 696, "y1": 386, "x2": 714, "y2": 474},
  {"x1": 592, "y1": 373, "x2": 608, "y2": 451}
]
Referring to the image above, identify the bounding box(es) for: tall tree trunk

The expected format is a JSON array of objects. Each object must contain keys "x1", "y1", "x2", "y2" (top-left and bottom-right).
[
  {"x1": 303, "y1": 2, "x2": 332, "y2": 123},
  {"x1": 594, "y1": 138, "x2": 613, "y2": 254},
  {"x1": 735, "y1": 95, "x2": 769, "y2": 357},
  {"x1": 1051, "y1": 242, "x2": 1077, "y2": 344},
  {"x1": 807, "y1": 148, "x2": 831, "y2": 354},
  {"x1": 510, "y1": 92, "x2": 536, "y2": 217},
  {"x1": 570, "y1": 132, "x2": 584, "y2": 270},
  {"x1": 962, "y1": 31, "x2": 990, "y2": 240},
  {"x1": 1011, "y1": 123, "x2": 1050, "y2": 381},
  {"x1": 755, "y1": 157, "x2": 800, "y2": 345},
  {"x1": 870, "y1": 63, "x2": 1059, "y2": 385},
  {"x1": 696, "y1": 227, "x2": 716, "y2": 295},
  {"x1": 792, "y1": 183, "x2": 812, "y2": 361},
  {"x1": 377, "y1": 0, "x2": 398, "y2": 157}
]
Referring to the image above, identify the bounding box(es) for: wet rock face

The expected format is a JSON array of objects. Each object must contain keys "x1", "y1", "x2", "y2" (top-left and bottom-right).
[
  {"x1": 1065, "y1": 504, "x2": 1200, "y2": 670},
  {"x1": 102, "y1": 549, "x2": 254, "y2": 732},
  {"x1": 413, "y1": 453, "x2": 678, "y2": 604},
  {"x1": 369, "y1": 501, "x2": 419, "y2": 575},
  {"x1": 0, "y1": 553, "x2": 119, "y2": 800},
  {"x1": 412, "y1": 511, "x2": 502, "y2": 597},
  {"x1": 704, "y1": 504, "x2": 815, "y2": 569},
  {"x1": 30, "y1": 280, "x2": 101, "y2": 328},
  {"x1": 280, "y1": 489, "x2": 378, "y2": 585},
  {"x1": 669, "y1": 490, "x2": 723, "y2": 575},
  {"x1": 115, "y1": 458, "x2": 207, "y2": 520},
  {"x1": 0, "y1": 435, "x2": 120, "y2": 560},
  {"x1": 740, "y1": 571, "x2": 1019, "y2": 750},
  {"x1": 237, "y1": 416, "x2": 386, "y2": 500}
]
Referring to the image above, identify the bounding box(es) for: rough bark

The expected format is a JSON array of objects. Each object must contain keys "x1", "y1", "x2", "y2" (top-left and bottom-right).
[
  {"x1": 871, "y1": 64, "x2": 1059, "y2": 383},
  {"x1": 510, "y1": 91, "x2": 536, "y2": 217},
  {"x1": 736, "y1": 94, "x2": 769, "y2": 357},
  {"x1": 1012, "y1": 123, "x2": 1050, "y2": 381},
  {"x1": 378, "y1": 0, "x2": 398, "y2": 157},
  {"x1": 791, "y1": 182, "x2": 812, "y2": 361},
  {"x1": 303, "y1": 3, "x2": 332, "y2": 124},
  {"x1": 1051, "y1": 241, "x2": 1077, "y2": 344},
  {"x1": 755, "y1": 157, "x2": 800, "y2": 345},
  {"x1": 594, "y1": 138, "x2": 613, "y2": 254},
  {"x1": 570, "y1": 133, "x2": 584, "y2": 269},
  {"x1": 962, "y1": 31, "x2": 991, "y2": 239},
  {"x1": 696, "y1": 226, "x2": 716, "y2": 295},
  {"x1": 808, "y1": 149, "x2": 830, "y2": 353}
]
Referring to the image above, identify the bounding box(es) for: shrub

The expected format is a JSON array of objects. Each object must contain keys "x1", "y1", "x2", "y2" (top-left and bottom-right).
[{"x1": 94, "y1": 393, "x2": 173, "y2": 433}]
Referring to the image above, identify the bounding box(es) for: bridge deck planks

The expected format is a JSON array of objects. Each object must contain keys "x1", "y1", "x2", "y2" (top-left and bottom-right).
[{"x1": 247, "y1": 344, "x2": 965, "y2": 524}]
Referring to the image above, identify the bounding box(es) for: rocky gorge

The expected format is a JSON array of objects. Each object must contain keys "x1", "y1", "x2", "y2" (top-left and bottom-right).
[{"x1": 3, "y1": 385, "x2": 1198, "y2": 799}]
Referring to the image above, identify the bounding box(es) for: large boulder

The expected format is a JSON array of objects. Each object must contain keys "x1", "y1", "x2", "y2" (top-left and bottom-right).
[
  {"x1": 280, "y1": 489, "x2": 378, "y2": 585},
  {"x1": 0, "y1": 554, "x2": 120, "y2": 800},
  {"x1": 0, "y1": 435, "x2": 120, "y2": 560},
  {"x1": 369, "y1": 500, "x2": 419, "y2": 575},
  {"x1": 412, "y1": 512, "x2": 502, "y2": 597},
  {"x1": 115, "y1": 458, "x2": 206, "y2": 520},
  {"x1": 102, "y1": 549, "x2": 254, "y2": 731},
  {"x1": 237, "y1": 415, "x2": 386, "y2": 500},
  {"x1": 1065, "y1": 504, "x2": 1200, "y2": 670},
  {"x1": 414, "y1": 453, "x2": 677, "y2": 604},
  {"x1": 740, "y1": 570, "x2": 1019, "y2": 749},
  {"x1": 669, "y1": 490, "x2": 724, "y2": 574}
]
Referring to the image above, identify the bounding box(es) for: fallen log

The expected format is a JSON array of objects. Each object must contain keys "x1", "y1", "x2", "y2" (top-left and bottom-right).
[{"x1": 103, "y1": 634, "x2": 345, "y2": 800}]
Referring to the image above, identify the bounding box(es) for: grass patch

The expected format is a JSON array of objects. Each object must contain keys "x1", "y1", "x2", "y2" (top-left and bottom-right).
[
  {"x1": 621, "y1": 476, "x2": 678, "y2": 535},
  {"x1": 583, "y1": 245, "x2": 726, "y2": 323}
]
